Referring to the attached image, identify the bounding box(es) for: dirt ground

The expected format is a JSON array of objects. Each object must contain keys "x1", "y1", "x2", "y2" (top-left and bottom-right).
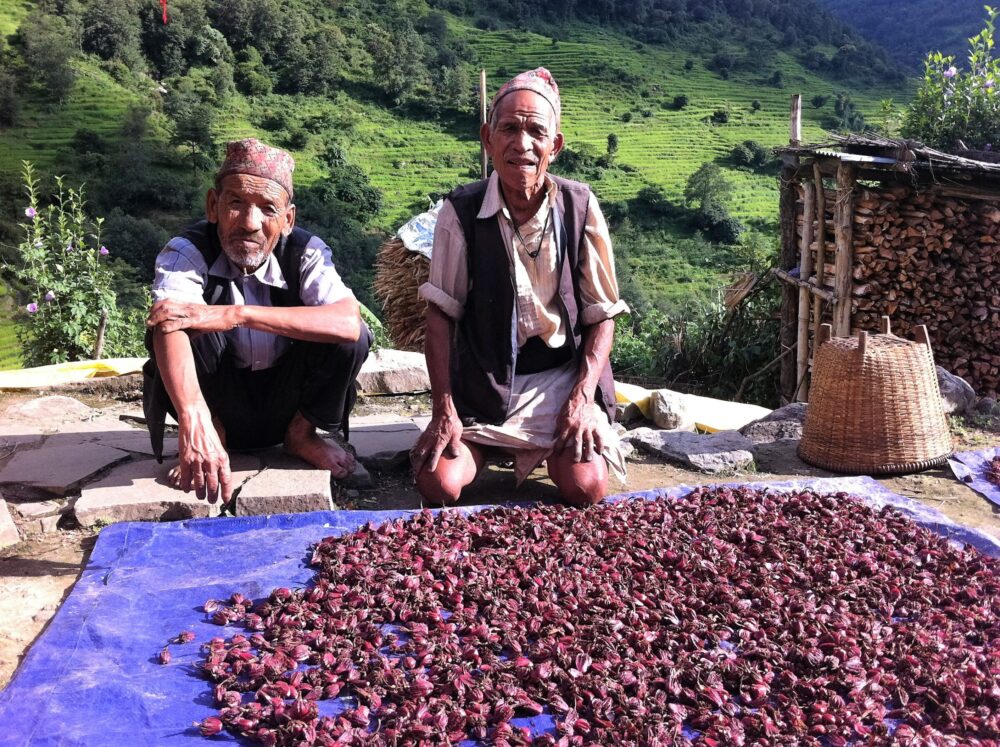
[{"x1": 1, "y1": 389, "x2": 998, "y2": 690}]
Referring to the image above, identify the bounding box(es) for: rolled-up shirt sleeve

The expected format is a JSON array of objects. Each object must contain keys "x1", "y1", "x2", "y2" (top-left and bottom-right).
[
  {"x1": 418, "y1": 199, "x2": 468, "y2": 321},
  {"x1": 298, "y1": 236, "x2": 356, "y2": 306},
  {"x1": 151, "y1": 238, "x2": 208, "y2": 304},
  {"x1": 579, "y1": 192, "x2": 630, "y2": 326}
]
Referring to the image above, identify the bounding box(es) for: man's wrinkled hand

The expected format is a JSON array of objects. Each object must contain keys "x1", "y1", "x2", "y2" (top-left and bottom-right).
[
  {"x1": 410, "y1": 411, "x2": 464, "y2": 476},
  {"x1": 554, "y1": 392, "x2": 605, "y2": 463},
  {"x1": 147, "y1": 299, "x2": 236, "y2": 335},
  {"x1": 176, "y1": 411, "x2": 234, "y2": 504}
]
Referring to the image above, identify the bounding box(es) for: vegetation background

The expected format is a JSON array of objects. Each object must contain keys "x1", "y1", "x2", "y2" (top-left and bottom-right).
[{"x1": 0, "y1": 0, "x2": 987, "y2": 402}]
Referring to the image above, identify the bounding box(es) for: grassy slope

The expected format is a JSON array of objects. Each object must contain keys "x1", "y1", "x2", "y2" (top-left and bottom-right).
[
  {"x1": 0, "y1": 0, "x2": 30, "y2": 38},
  {"x1": 0, "y1": 7, "x2": 908, "y2": 357}
]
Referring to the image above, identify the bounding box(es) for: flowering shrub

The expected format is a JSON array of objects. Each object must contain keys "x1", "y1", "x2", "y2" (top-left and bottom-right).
[
  {"x1": 903, "y1": 6, "x2": 1000, "y2": 151},
  {"x1": 11, "y1": 162, "x2": 147, "y2": 366}
]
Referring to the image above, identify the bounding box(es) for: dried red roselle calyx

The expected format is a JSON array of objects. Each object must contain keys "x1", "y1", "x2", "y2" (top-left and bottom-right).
[{"x1": 186, "y1": 488, "x2": 1000, "y2": 745}]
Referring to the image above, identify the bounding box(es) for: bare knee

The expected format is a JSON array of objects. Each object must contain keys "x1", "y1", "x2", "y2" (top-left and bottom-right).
[
  {"x1": 415, "y1": 469, "x2": 464, "y2": 506},
  {"x1": 548, "y1": 456, "x2": 608, "y2": 508}
]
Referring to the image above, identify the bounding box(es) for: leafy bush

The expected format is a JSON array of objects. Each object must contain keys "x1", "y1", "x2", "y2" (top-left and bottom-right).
[
  {"x1": 811, "y1": 94, "x2": 829, "y2": 108},
  {"x1": 696, "y1": 200, "x2": 744, "y2": 244},
  {"x1": 10, "y1": 164, "x2": 146, "y2": 366},
  {"x1": 710, "y1": 109, "x2": 729, "y2": 124},
  {"x1": 672, "y1": 94, "x2": 689, "y2": 110},
  {"x1": 903, "y1": 7, "x2": 1000, "y2": 150}
]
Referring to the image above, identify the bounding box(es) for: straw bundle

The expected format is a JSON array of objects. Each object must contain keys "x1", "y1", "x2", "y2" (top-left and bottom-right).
[{"x1": 373, "y1": 236, "x2": 430, "y2": 351}]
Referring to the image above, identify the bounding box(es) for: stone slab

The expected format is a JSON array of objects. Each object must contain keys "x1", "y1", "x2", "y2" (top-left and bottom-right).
[
  {"x1": 73, "y1": 456, "x2": 263, "y2": 527},
  {"x1": 356, "y1": 349, "x2": 430, "y2": 395},
  {"x1": 624, "y1": 428, "x2": 755, "y2": 473},
  {"x1": 3, "y1": 396, "x2": 94, "y2": 424},
  {"x1": 236, "y1": 467, "x2": 333, "y2": 516},
  {"x1": 349, "y1": 419, "x2": 422, "y2": 471},
  {"x1": 43, "y1": 417, "x2": 147, "y2": 448},
  {"x1": 0, "y1": 498, "x2": 20, "y2": 549},
  {"x1": 0, "y1": 443, "x2": 131, "y2": 497},
  {"x1": 8, "y1": 496, "x2": 69, "y2": 533},
  {"x1": 740, "y1": 403, "x2": 807, "y2": 445}
]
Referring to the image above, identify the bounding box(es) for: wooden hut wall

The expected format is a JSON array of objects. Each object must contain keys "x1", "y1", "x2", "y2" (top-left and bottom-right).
[{"x1": 794, "y1": 174, "x2": 1000, "y2": 397}]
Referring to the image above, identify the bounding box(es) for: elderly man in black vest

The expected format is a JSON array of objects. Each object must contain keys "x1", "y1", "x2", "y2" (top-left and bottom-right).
[
  {"x1": 411, "y1": 68, "x2": 629, "y2": 507},
  {"x1": 143, "y1": 138, "x2": 370, "y2": 504}
]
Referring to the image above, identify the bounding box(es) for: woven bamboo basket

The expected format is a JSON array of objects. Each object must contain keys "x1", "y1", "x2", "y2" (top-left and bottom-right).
[
  {"x1": 798, "y1": 319, "x2": 953, "y2": 475},
  {"x1": 373, "y1": 237, "x2": 430, "y2": 352}
]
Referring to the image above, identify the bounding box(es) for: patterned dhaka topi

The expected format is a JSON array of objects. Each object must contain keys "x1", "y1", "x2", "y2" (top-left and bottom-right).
[
  {"x1": 216, "y1": 138, "x2": 295, "y2": 198},
  {"x1": 489, "y1": 67, "x2": 562, "y2": 125}
]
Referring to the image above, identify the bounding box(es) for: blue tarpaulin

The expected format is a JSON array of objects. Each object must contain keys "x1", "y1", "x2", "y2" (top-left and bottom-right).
[
  {"x1": 949, "y1": 446, "x2": 1000, "y2": 508},
  {"x1": 1, "y1": 476, "x2": 998, "y2": 746}
]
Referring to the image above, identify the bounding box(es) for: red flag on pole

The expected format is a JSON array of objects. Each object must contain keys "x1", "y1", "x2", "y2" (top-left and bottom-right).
[{"x1": 160, "y1": 0, "x2": 168, "y2": 23}]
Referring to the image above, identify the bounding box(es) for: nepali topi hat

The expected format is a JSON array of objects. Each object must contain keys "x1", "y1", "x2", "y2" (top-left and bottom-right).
[
  {"x1": 216, "y1": 138, "x2": 295, "y2": 198},
  {"x1": 489, "y1": 67, "x2": 561, "y2": 126}
]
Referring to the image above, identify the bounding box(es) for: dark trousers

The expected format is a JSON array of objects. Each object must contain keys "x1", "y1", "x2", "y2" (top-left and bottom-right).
[{"x1": 143, "y1": 324, "x2": 371, "y2": 455}]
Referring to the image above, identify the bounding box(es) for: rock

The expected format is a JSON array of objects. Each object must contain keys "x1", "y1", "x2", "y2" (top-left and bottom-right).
[
  {"x1": 740, "y1": 403, "x2": 808, "y2": 445},
  {"x1": 350, "y1": 416, "x2": 423, "y2": 471},
  {"x1": 649, "y1": 389, "x2": 693, "y2": 430},
  {"x1": 0, "y1": 497, "x2": 20, "y2": 549},
  {"x1": 3, "y1": 396, "x2": 94, "y2": 424},
  {"x1": 975, "y1": 397, "x2": 997, "y2": 416},
  {"x1": 236, "y1": 468, "x2": 333, "y2": 516},
  {"x1": 342, "y1": 461, "x2": 373, "y2": 489},
  {"x1": 624, "y1": 428, "x2": 755, "y2": 473},
  {"x1": 615, "y1": 402, "x2": 645, "y2": 425},
  {"x1": 0, "y1": 443, "x2": 131, "y2": 498},
  {"x1": 8, "y1": 499, "x2": 69, "y2": 534},
  {"x1": 937, "y1": 366, "x2": 976, "y2": 415},
  {"x1": 73, "y1": 457, "x2": 260, "y2": 527},
  {"x1": 356, "y1": 349, "x2": 430, "y2": 395}
]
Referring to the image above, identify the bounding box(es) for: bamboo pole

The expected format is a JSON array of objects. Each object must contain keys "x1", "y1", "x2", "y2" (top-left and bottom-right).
[
  {"x1": 833, "y1": 161, "x2": 856, "y2": 336},
  {"x1": 811, "y1": 161, "x2": 827, "y2": 340},
  {"x1": 773, "y1": 268, "x2": 836, "y2": 303},
  {"x1": 795, "y1": 181, "x2": 815, "y2": 401},
  {"x1": 479, "y1": 69, "x2": 488, "y2": 179},
  {"x1": 789, "y1": 94, "x2": 802, "y2": 145}
]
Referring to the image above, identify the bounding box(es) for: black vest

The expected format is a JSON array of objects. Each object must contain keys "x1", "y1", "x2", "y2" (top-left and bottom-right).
[
  {"x1": 447, "y1": 175, "x2": 617, "y2": 425},
  {"x1": 178, "y1": 220, "x2": 313, "y2": 306}
]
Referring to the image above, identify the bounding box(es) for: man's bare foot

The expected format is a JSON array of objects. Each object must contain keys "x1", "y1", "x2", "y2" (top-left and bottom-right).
[{"x1": 284, "y1": 412, "x2": 356, "y2": 479}]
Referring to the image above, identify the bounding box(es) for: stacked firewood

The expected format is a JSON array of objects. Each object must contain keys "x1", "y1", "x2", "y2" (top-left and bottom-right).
[{"x1": 801, "y1": 184, "x2": 1000, "y2": 396}]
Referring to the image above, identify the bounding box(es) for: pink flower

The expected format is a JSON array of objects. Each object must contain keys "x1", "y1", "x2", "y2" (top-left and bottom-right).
[
  {"x1": 944, "y1": 66, "x2": 958, "y2": 78},
  {"x1": 99, "y1": 246, "x2": 109, "y2": 256},
  {"x1": 44, "y1": 290, "x2": 55, "y2": 302},
  {"x1": 24, "y1": 207, "x2": 36, "y2": 218},
  {"x1": 26, "y1": 303, "x2": 38, "y2": 313},
  {"x1": 986, "y1": 78, "x2": 995, "y2": 90}
]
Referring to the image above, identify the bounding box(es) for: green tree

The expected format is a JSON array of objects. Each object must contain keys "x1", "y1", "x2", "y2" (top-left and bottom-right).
[
  {"x1": 82, "y1": 0, "x2": 144, "y2": 70},
  {"x1": 19, "y1": 12, "x2": 79, "y2": 104},
  {"x1": 0, "y1": 68, "x2": 19, "y2": 128},
  {"x1": 684, "y1": 163, "x2": 734, "y2": 209}
]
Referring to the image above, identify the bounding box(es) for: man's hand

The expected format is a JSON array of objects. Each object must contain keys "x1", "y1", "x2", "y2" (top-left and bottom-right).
[
  {"x1": 411, "y1": 408, "x2": 464, "y2": 476},
  {"x1": 554, "y1": 389, "x2": 605, "y2": 463},
  {"x1": 176, "y1": 407, "x2": 233, "y2": 504},
  {"x1": 147, "y1": 299, "x2": 238, "y2": 335}
]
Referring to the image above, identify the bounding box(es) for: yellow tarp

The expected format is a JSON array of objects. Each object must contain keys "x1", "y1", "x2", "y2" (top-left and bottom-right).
[
  {"x1": 614, "y1": 381, "x2": 770, "y2": 433},
  {"x1": 0, "y1": 358, "x2": 148, "y2": 389}
]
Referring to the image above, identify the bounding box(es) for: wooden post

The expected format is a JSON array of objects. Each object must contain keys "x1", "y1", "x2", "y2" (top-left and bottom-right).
[
  {"x1": 795, "y1": 180, "x2": 815, "y2": 401},
  {"x1": 93, "y1": 309, "x2": 109, "y2": 360},
  {"x1": 789, "y1": 94, "x2": 802, "y2": 146},
  {"x1": 778, "y1": 160, "x2": 799, "y2": 403},
  {"x1": 479, "y1": 69, "x2": 488, "y2": 179},
  {"x1": 811, "y1": 161, "x2": 827, "y2": 341},
  {"x1": 832, "y1": 161, "x2": 856, "y2": 336}
]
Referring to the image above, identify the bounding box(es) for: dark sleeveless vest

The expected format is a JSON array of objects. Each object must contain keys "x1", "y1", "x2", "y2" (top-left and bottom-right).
[
  {"x1": 446, "y1": 175, "x2": 617, "y2": 426},
  {"x1": 177, "y1": 219, "x2": 313, "y2": 306},
  {"x1": 142, "y1": 220, "x2": 316, "y2": 461}
]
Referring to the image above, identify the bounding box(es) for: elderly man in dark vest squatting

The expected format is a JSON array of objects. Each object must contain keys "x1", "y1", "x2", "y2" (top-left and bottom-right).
[
  {"x1": 411, "y1": 68, "x2": 629, "y2": 506},
  {"x1": 144, "y1": 138, "x2": 371, "y2": 504}
]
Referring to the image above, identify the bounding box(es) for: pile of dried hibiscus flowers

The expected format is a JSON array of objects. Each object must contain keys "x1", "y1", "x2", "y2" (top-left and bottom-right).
[{"x1": 186, "y1": 486, "x2": 1000, "y2": 745}]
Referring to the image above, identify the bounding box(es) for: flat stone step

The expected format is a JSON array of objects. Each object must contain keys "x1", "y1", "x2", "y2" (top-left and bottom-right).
[
  {"x1": 0, "y1": 497, "x2": 20, "y2": 549},
  {"x1": 0, "y1": 443, "x2": 131, "y2": 498},
  {"x1": 349, "y1": 417, "x2": 423, "y2": 471}
]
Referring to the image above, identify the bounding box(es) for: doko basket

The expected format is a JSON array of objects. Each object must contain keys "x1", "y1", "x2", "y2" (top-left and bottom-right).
[{"x1": 798, "y1": 320, "x2": 953, "y2": 475}]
